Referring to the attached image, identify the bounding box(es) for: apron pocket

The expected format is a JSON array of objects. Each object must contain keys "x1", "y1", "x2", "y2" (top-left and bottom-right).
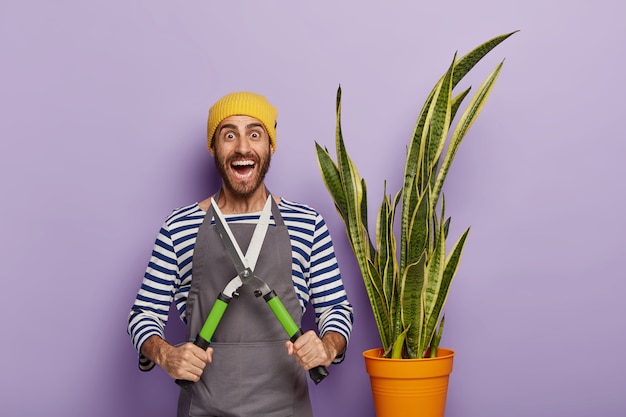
[{"x1": 189, "y1": 341, "x2": 306, "y2": 417}]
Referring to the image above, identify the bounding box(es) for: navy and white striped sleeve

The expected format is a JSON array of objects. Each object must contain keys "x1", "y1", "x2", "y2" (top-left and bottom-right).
[
  {"x1": 127, "y1": 221, "x2": 179, "y2": 372},
  {"x1": 309, "y1": 213, "x2": 354, "y2": 363}
]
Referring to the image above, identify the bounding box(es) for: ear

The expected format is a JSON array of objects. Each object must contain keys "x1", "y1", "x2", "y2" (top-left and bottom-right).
[{"x1": 209, "y1": 139, "x2": 216, "y2": 157}]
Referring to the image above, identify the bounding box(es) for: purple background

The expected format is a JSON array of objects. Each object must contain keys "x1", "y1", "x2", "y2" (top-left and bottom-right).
[{"x1": 1, "y1": 1, "x2": 625, "y2": 416}]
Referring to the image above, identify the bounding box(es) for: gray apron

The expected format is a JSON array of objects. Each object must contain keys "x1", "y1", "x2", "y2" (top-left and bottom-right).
[{"x1": 177, "y1": 195, "x2": 313, "y2": 417}]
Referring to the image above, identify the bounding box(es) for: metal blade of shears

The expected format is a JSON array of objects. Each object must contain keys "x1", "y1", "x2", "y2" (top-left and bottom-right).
[
  {"x1": 210, "y1": 198, "x2": 273, "y2": 298},
  {"x1": 211, "y1": 198, "x2": 250, "y2": 277}
]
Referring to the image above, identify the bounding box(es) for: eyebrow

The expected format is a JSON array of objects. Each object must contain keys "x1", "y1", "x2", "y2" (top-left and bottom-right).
[
  {"x1": 246, "y1": 122, "x2": 264, "y2": 130},
  {"x1": 218, "y1": 122, "x2": 266, "y2": 134}
]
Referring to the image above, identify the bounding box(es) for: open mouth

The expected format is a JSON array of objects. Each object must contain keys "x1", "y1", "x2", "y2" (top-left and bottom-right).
[{"x1": 231, "y1": 159, "x2": 256, "y2": 179}]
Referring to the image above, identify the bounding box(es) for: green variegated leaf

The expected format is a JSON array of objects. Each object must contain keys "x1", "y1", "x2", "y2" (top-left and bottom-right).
[
  {"x1": 336, "y1": 137, "x2": 361, "y2": 228},
  {"x1": 443, "y1": 216, "x2": 451, "y2": 239},
  {"x1": 376, "y1": 189, "x2": 395, "y2": 307},
  {"x1": 404, "y1": 85, "x2": 438, "y2": 188},
  {"x1": 361, "y1": 178, "x2": 375, "y2": 254},
  {"x1": 432, "y1": 61, "x2": 504, "y2": 213},
  {"x1": 400, "y1": 172, "x2": 418, "y2": 274},
  {"x1": 449, "y1": 62, "x2": 504, "y2": 157},
  {"x1": 406, "y1": 185, "x2": 430, "y2": 270},
  {"x1": 335, "y1": 144, "x2": 367, "y2": 256},
  {"x1": 402, "y1": 256, "x2": 425, "y2": 358},
  {"x1": 452, "y1": 31, "x2": 517, "y2": 88},
  {"x1": 423, "y1": 228, "x2": 469, "y2": 353},
  {"x1": 366, "y1": 257, "x2": 390, "y2": 349},
  {"x1": 451, "y1": 88, "x2": 471, "y2": 124},
  {"x1": 420, "y1": 213, "x2": 447, "y2": 355},
  {"x1": 401, "y1": 81, "x2": 439, "y2": 275},
  {"x1": 390, "y1": 326, "x2": 410, "y2": 359},
  {"x1": 430, "y1": 315, "x2": 445, "y2": 357},
  {"x1": 315, "y1": 142, "x2": 347, "y2": 221},
  {"x1": 432, "y1": 196, "x2": 446, "y2": 256},
  {"x1": 426, "y1": 55, "x2": 455, "y2": 173}
]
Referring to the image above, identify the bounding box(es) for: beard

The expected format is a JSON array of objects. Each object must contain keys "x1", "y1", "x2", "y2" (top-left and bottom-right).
[{"x1": 214, "y1": 150, "x2": 272, "y2": 198}]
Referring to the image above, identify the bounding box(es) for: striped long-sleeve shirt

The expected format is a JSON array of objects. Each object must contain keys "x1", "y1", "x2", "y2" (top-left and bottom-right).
[{"x1": 128, "y1": 198, "x2": 354, "y2": 371}]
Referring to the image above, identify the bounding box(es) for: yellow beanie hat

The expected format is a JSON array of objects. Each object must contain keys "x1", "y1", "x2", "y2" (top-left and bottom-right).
[{"x1": 207, "y1": 92, "x2": 278, "y2": 151}]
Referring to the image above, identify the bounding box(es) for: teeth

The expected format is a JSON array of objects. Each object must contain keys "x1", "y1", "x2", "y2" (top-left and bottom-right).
[{"x1": 232, "y1": 160, "x2": 254, "y2": 166}]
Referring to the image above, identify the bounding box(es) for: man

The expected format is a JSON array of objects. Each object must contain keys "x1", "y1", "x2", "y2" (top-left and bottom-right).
[{"x1": 127, "y1": 92, "x2": 353, "y2": 416}]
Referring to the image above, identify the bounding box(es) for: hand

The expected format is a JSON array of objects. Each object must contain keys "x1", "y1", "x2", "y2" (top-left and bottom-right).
[
  {"x1": 162, "y1": 342, "x2": 213, "y2": 381},
  {"x1": 285, "y1": 330, "x2": 342, "y2": 370},
  {"x1": 142, "y1": 336, "x2": 213, "y2": 382}
]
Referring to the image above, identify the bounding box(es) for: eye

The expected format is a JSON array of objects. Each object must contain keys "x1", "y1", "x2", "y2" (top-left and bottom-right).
[
  {"x1": 250, "y1": 131, "x2": 260, "y2": 139},
  {"x1": 225, "y1": 132, "x2": 235, "y2": 140}
]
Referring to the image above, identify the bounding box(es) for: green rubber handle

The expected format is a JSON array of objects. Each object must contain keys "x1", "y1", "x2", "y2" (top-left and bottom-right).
[
  {"x1": 175, "y1": 297, "x2": 229, "y2": 391},
  {"x1": 266, "y1": 294, "x2": 329, "y2": 384},
  {"x1": 266, "y1": 296, "x2": 300, "y2": 337},
  {"x1": 198, "y1": 298, "x2": 229, "y2": 342}
]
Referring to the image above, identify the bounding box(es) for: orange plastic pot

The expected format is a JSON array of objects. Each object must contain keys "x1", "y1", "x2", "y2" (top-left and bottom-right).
[{"x1": 363, "y1": 348, "x2": 455, "y2": 417}]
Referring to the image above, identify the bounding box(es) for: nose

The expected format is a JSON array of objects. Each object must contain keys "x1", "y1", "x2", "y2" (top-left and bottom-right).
[{"x1": 235, "y1": 136, "x2": 251, "y2": 153}]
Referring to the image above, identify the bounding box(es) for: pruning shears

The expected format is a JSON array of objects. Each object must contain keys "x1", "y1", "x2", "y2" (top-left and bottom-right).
[{"x1": 175, "y1": 197, "x2": 329, "y2": 390}]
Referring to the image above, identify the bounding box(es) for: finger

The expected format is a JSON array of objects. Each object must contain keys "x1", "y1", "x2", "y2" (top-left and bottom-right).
[
  {"x1": 183, "y1": 342, "x2": 212, "y2": 363},
  {"x1": 299, "y1": 342, "x2": 330, "y2": 369},
  {"x1": 182, "y1": 356, "x2": 208, "y2": 380},
  {"x1": 168, "y1": 359, "x2": 203, "y2": 382},
  {"x1": 294, "y1": 347, "x2": 319, "y2": 368},
  {"x1": 298, "y1": 335, "x2": 324, "y2": 358},
  {"x1": 293, "y1": 330, "x2": 317, "y2": 349},
  {"x1": 178, "y1": 368, "x2": 200, "y2": 382},
  {"x1": 176, "y1": 344, "x2": 210, "y2": 371}
]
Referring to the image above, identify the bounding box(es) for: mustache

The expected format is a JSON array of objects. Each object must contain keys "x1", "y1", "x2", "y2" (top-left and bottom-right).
[{"x1": 228, "y1": 152, "x2": 259, "y2": 162}]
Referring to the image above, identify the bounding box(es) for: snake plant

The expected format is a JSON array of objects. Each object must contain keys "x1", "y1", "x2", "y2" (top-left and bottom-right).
[{"x1": 315, "y1": 32, "x2": 516, "y2": 359}]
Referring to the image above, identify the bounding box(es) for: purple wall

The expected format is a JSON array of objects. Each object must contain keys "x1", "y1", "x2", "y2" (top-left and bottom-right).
[{"x1": 1, "y1": 1, "x2": 625, "y2": 416}]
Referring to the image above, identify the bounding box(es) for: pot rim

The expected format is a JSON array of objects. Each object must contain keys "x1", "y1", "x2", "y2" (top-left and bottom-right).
[{"x1": 362, "y1": 347, "x2": 455, "y2": 362}]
